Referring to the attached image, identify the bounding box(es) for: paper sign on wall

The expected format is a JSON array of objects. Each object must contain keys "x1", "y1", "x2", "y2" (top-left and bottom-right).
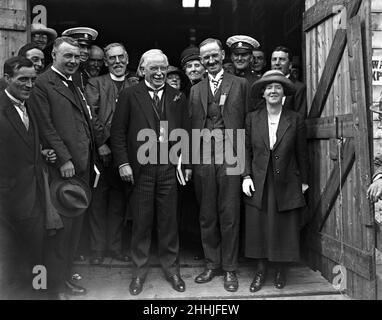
[{"x1": 373, "y1": 56, "x2": 382, "y2": 85}]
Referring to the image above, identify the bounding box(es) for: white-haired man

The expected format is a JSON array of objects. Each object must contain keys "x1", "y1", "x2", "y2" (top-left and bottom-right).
[{"x1": 110, "y1": 49, "x2": 191, "y2": 296}]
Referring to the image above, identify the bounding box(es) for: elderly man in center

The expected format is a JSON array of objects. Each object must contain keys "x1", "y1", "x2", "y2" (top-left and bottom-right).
[{"x1": 110, "y1": 49, "x2": 191, "y2": 296}]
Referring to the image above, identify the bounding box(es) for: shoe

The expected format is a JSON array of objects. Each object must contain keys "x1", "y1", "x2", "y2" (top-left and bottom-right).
[
  {"x1": 274, "y1": 269, "x2": 286, "y2": 289},
  {"x1": 65, "y1": 281, "x2": 87, "y2": 296},
  {"x1": 90, "y1": 256, "x2": 104, "y2": 265},
  {"x1": 224, "y1": 271, "x2": 238, "y2": 292},
  {"x1": 129, "y1": 277, "x2": 145, "y2": 296},
  {"x1": 166, "y1": 274, "x2": 186, "y2": 292},
  {"x1": 110, "y1": 251, "x2": 131, "y2": 262},
  {"x1": 195, "y1": 268, "x2": 222, "y2": 283},
  {"x1": 250, "y1": 271, "x2": 266, "y2": 292}
]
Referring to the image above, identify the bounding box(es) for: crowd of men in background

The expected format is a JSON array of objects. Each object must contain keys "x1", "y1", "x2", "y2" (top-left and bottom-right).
[{"x1": 0, "y1": 22, "x2": 308, "y2": 300}]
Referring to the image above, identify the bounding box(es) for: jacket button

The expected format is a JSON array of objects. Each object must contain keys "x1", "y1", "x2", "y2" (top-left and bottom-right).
[
  {"x1": 276, "y1": 169, "x2": 280, "y2": 174},
  {"x1": 275, "y1": 155, "x2": 279, "y2": 160}
]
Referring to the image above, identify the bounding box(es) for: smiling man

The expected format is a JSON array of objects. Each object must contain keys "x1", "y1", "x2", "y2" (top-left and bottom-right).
[
  {"x1": 18, "y1": 43, "x2": 45, "y2": 74},
  {"x1": 110, "y1": 49, "x2": 191, "y2": 296},
  {"x1": 85, "y1": 45, "x2": 104, "y2": 78},
  {"x1": 189, "y1": 38, "x2": 250, "y2": 293},
  {"x1": 84, "y1": 43, "x2": 133, "y2": 265},
  {"x1": 29, "y1": 36, "x2": 96, "y2": 299},
  {"x1": 226, "y1": 35, "x2": 260, "y2": 86}
]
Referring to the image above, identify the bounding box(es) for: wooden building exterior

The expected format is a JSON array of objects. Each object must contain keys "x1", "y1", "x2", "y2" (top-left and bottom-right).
[{"x1": 0, "y1": 0, "x2": 380, "y2": 299}]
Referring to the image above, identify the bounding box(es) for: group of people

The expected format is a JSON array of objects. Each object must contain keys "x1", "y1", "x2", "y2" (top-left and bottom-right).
[{"x1": 7, "y1": 21, "x2": 379, "y2": 300}]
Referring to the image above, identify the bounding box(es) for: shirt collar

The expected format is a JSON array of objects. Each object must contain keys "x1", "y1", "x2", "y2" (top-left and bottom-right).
[
  {"x1": 110, "y1": 73, "x2": 125, "y2": 81},
  {"x1": 5, "y1": 89, "x2": 25, "y2": 106},
  {"x1": 208, "y1": 69, "x2": 224, "y2": 81},
  {"x1": 51, "y1": 66, "x2": 73, "y2": 81},
  {"x1": 144, "y1": 80, "x2": 165, "y2": 91}
]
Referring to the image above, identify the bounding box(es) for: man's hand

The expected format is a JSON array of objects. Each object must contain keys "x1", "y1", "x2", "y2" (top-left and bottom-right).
[
  {"x1": 302, "y1": 183, "x2": 309, "y2": 194},
  {"x1": 98, "y1": 144, "x2": 112, "y2": 167},
  {"x1": 367, "y1": 179, "x2": 382, "y2": 202},
  {"x1": 119, "y1": 164, "x2": 134, "y2": 184},
  {"x1": 185, "y1": 169, "x2": 192, "y2": 182},
  {"x1": 60, "y1": 160, "x2": 75, "y2": 178},
  {"x1": 41, "y1": 149, "x2": 57, "y2": 164},
  {"x1": 242, "y1": 178, "x2": 255, "y2": 197}
]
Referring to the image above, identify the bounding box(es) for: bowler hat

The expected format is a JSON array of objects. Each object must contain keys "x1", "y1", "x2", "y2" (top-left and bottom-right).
[
  {"x1": 251, "y1": 70, "x2": 295, "y2": 98},
  {"x1": 31, "y1": 23, "x2": 57, "y2": 40},
  {"x1": 180, "y1": 46, "x2": 200, "y2": 68},
  {"x1": 50, "y1": 176, "x2": 91, "y2": 218}
]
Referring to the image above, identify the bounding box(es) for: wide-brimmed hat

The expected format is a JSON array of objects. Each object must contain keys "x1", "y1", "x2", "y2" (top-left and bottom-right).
[
  {"x1": 180, "y1": 46, "x2": 200, "y2": 68},
  {"x1": 251, "y1": 70, "x2": 295, "y2": 98},
  {"x1": 31, "y1": 23, "x2": 57, "y2": 40},
  {"x1": 50, "y1": 176, "x2": 91, "y2": 218}
]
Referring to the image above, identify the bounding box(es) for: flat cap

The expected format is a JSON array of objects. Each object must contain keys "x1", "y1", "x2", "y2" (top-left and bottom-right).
[
  {"x1": 62, "y1": 27, "x2": 98, "y2": 45},
  {"x1": 180, "y1": 46, "x2": 200, "y2": 68},
  {"x1": 226, "y1": 35, "x2": 260, "y2": 53}
]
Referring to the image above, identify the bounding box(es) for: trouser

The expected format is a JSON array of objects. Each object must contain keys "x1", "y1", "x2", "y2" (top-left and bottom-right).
[{"x1": 130, "y1": 164, "x2": 179, "y2": 279}]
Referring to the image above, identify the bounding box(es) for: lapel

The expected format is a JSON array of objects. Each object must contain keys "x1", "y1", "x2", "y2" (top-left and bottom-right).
[
  {"x1": 27, "y1": 102, "x2": 40, "y2": 162},
  {"x1": 273, "y1": 109, "x2": 291, "y2": 151},
  {"x1": 134, "y1": 81, "x2": 157, "y2": 130},
  {"x1": 255, "y1": 107, "x2": 270, "y2": 150},
  {"x1": 3, "y1": 96, "x2": 32, "y2": 149},
  {"x1": 199, "y1": 77, "x2": 208, "y2": 114},
  {"x1": 164, "y1": 84, "x2": 176, "y2": 132},
  {"x1": 219, "y1": 72, "x2": 233, "y2": 115}
]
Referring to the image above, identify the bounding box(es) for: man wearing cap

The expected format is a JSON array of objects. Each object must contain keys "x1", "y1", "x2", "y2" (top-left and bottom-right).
[
  {"x1": 180, "y1": 46, "x2": 206, "y2": 97},
  {"x1": 18, "y1": 43, "x2": 45, "y2": 74},
  {"x1": 189, "y1": 38, "x2": 249, "y2": 292},
  {"x1": 85, "y1": 43, "x2": 133, "y2": 265},
  {"x1": 29, "y1": 36, "x2": 98, "y2": 299},
  {"x1": 62, "y1": 27, "x2": 98, "y2": 92},
  {"x1": 226, "y1": 35, "x2": 260, "y2": 86},
  {"x1": 270, "y1": 46, "x2": 307, "y2": 118}
]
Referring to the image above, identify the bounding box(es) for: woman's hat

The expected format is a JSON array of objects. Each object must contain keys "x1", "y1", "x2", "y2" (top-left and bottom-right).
[
  {"x1": 31, "y1": 23, "x2": 57, "y2": 40},
  {"x1": 251, "y1": 70, "x2": 296, "y2": 98},
  {"x1": 180, "y1": 46, "x2": 200, "y2": 68},
  {"x1": 50, "y1": 176, "x2": 91, "y2": 218},
  {"x1": 167, "y1": 66, "x2": 182, "y2": 76}
]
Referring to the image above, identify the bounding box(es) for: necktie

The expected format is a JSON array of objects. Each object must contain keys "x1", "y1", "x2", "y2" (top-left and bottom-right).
[
  {"x1": 147, "y1": 86, "x2": 163, "y2": 116},
  {"x1": 211, "y1": 76, "x2": 222, "y2": 95},
  {"x1": 15, "y1": 102, "x2": 29, "y2": 130}
]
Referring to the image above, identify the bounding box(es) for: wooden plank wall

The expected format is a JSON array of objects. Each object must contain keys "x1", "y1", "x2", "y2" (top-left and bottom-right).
[
  {"x1": 371, "y1": 0, "x2": 382, "y2": 226},
  {"x1": 0, "y1": 0, "x2": 28, "y2": 77},
  {"x1": 304, "y1": 0, "x2": 375, "y2": 299}
]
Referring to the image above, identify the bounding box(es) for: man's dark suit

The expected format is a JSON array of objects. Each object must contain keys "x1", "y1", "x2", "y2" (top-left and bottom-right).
[
  {"x1": 111, "y1": 81, "x2": 189, "y2": 279},
  {"x1": 0, "y1": 91, "x2": 45, "y2": 292},
  {"x1": 28, "y1": 67, "x2": 95, "y2": 293},
  {"x1": 189, "y1": 71, "x2": 249, "y2": 272},
  {"x1": 85, "y1": 74, "x2": 132, "y2": 257}
]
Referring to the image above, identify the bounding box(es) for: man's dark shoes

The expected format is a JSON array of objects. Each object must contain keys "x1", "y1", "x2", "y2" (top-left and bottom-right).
[
  {"x1": 274, "y1": 268, "x2": 286, "y2": 289},
  {"x1": 129, "y1": 277, "x2": 145, "y2": 295},
  {"x1": 166, "y1": 274, "x2": 186, "y2": 292},
  {"x1": 90, "y1": 256, "x2": 104, "y2": 265},
  {"x1": 250, "y1": 271, "x2": 266, "y2": 292},
  {"x1": 195, "y1": 268, "x2": 222, "y2": 283},
  {"x1": 224, "y1": 271, "x2": 238, "y2": 292},
  {"x1": 65, "y1": 281, "x2": 87, "y2": 296}
]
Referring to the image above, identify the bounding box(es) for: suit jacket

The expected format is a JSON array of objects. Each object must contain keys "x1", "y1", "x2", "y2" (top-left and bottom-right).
[
  {"x1": 110, "y1": 81, "x2": 190, "y2": 180},
  {"x1": 243, "y1": 107, "x2": 308, "y2": 212},
  {"x1": 253, "y1": 79, "x2": 307, "y2": 118},
  {"x1": 0, "y1": 92, "x2": 44, "y2": 221},
  {"x1": 85, "y1": 73, "x2": 132, "y2": 143},
  {"x1": 189, "y1": 71, "x2": 250, "y2": 158},
  {"x1": 28, "y1": 68, "x2": 95, "y2": 176}
]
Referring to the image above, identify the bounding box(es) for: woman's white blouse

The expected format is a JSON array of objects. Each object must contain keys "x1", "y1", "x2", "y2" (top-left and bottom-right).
[{"x1": 268, "y1": 111, "x2": 282, "y2": 150}]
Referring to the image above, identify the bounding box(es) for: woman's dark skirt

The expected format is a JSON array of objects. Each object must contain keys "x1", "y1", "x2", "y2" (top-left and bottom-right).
[{"x1": 245, "y1": 158, "x2": 301, "y2": 262}]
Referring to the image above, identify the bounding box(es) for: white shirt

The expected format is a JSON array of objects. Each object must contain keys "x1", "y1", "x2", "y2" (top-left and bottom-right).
[
  {"x1": 208, "y1": 69, "x2": 224, "y2": 93},
  {"x1": 144, "y1": 80, "x2": 164, "y2": 100},
  {"x1": 5, "y1": 89, "x2": 26, "y2": 122},
  {"x1": 110, "y1": 73, "x2": 125, "y2": 81},
  {"x1": 268, "y1": 110, "x2": 282, "y2": 150}
]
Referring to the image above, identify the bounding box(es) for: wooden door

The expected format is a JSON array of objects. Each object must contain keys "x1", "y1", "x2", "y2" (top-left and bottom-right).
[
  {"x1": 0, "y1": 0, "x2": 29, "y2": 76},
  {"x1": 303, "y1": 0, "x2": 376, "y2": 299}
]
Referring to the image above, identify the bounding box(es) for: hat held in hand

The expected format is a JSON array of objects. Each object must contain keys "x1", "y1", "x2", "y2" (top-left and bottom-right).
[{"x1": 50, "y1": 176, "x2": 91, "y2": 218}]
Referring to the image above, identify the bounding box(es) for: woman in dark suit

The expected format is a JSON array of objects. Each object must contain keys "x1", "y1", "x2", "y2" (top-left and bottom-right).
[{"x1": 242, "y1": 70, "x2": 309, "y2": 292}]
